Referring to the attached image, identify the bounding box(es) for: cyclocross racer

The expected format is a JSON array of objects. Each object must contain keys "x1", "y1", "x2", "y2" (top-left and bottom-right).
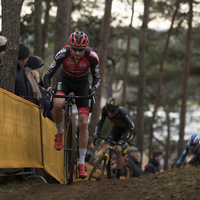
[
  {"x1": 93, "y1": 97, "x2": 136, "y2": 178},
  {"x1": 177, "y1": 134, "x2": 200, "y2": 168},
  {"x1": 43, "y1": 31, "x2": 100, "y2": 178}
]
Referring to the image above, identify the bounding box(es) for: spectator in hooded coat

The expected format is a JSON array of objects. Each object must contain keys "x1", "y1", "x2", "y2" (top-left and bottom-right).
[
  {"x1": 26, "y1": 55, "x2": 54, "y2": 121},
  {"x1": 145, "y1": 151, "x2": 163, "y2": 173}
]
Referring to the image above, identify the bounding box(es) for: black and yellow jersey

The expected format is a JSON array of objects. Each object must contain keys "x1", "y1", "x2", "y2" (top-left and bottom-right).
[{"x1": 96, "y1": 105, "x2": 135, "y2": 132}]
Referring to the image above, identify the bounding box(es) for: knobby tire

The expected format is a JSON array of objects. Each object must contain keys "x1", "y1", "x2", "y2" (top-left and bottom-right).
[
  {"x1": 123, "y1": 162, "x2": 133, "y2": 179},
  {"x1": 64, "y1": 116, "x2": 76, "y2": 185}
]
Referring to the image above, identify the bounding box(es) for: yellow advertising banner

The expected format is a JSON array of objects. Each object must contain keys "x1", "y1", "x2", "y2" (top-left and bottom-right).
[{"x1": 0, "y1": 88, "x2": 65, "y2": 183}]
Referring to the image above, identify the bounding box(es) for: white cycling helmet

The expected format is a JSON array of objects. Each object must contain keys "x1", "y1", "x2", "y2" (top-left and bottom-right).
[{"x1": 189, "y1": 134, "x2": 200, "y2": 145}]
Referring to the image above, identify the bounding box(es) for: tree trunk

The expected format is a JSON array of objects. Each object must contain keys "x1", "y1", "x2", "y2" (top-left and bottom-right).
[
  {"x1": 148, "y1": 0, "x2": 180, "y2": 159},
  {"x1": 41, "y1": 0, "x2": 51, "y2": 60},
  {"x1": 164, "y1": 104, "x2": 171, "y2": 171},
  {"x1": 106, "y1": 54, "x2": 123, "y2": 97},
  {"x1": 52, "y1": 0, "x2": 72, "y2": 87},
  {"x1": 122, "y1": 0, "x2": 135, "y2": 107},
  {"x1": 34, "y1": 0, "x2": 42, "y2": 57},
  {"x1": 107, "y1": 64, "x2": 115, "y2": 97},
  {"x1": 178, "y1": 0, "x2": 193, "y2": 158},
  {"x1": 136, "y1": 0, "x2": 150, "y2": 165},
  {"x1": 0, "y1": 0, "x2": 23, "y2": 92},
  {"x1": 90, "y1": 0, "x2": 113, "y2": 134}
]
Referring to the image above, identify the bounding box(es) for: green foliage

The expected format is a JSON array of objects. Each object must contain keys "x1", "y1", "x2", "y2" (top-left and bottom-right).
[{"x1": 73, "y1": 15, "x2": 102, "y2": 48}]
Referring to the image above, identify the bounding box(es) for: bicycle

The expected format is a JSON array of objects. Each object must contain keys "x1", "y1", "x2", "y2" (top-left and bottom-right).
[
  {"x1": 49, "y1": 89, "x2": 94, "y2": 184},
  {"x1": 88, "y1": 135, "x2": 133, "y2": 181}
]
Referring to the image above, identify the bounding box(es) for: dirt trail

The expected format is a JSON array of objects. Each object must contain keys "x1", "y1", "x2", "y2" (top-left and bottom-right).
[{"x1": 1, "y1": 168, "x2": 200, "y2": 200}]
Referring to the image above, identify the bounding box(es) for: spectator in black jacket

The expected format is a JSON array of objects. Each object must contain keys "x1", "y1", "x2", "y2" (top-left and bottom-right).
[
  {"x1": 15, "y1": 43, "x2": 33, "y2": 99},
  {"x1": 145, "y1": 151, "x2": 163, "y2": 173},
  {"x1": 125, "y1": 146, "x2": 143, "y2": 177}
]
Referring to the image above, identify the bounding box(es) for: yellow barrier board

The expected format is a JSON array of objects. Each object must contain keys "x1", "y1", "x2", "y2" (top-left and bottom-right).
[
  {"x1": 0, "y1": 88, "x2": 65, "y2": 183},
  {"x1": 42, "y1": 117, "x2": 65, "y2": 184}
]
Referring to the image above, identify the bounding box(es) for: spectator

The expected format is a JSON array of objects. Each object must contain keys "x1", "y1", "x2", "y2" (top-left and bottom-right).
[
  {"x1": 15, "y1": 43, "x2": 35, "y2": 101},
  {"x1": 26, "y1": 55, "x2": 54, "y2": 121},
  {"x1": 125, "y1": 146, "x2": 143, "y2": 177},
  {"x1": 94, "y1": 139, "x2": 105, "y2": 162},
  {"x1": 145, "y1": 151, "x2": 163, "y2": 173},
  {"x1": 0, "y1": 36, "x2": 7, "y2": 69},
  {"x1": 0, "y1": 39, "x2": 25, "y2": 177},
  {"x1": 34, "y1": 55, "x2": 45, "y2": 88},
  {"x1": 85, "y1": 136, "x2": 95, "y2": 165},
  {"x1": 15, "y1": 43, "x2": 41, "y2": 106},
  {"x1": 0, "y1": 36, "x2": 7, "y2": 58}
]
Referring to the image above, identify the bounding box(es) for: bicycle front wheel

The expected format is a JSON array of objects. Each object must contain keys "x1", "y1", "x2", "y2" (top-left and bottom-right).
[
  {"x1": 88, "y1": 155, "x2": 111, "y2": 181},
  {"x1": 121, "y1": 162, "x2": 133, "y2": 179},
  {"x1": 64, "y1": 116, "x2": 76, "y2": 184}
]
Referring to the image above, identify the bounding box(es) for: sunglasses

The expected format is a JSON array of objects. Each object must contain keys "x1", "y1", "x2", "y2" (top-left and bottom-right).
[
  {"x1": 106, "y1": 108, "x2": 118, "y2": 114},
  {"x1": 71, "y1": 47, "x2": 85, "y2": 52},
  {"x1": 190, "y1": 143, "x2": 197, "y2": 147}
]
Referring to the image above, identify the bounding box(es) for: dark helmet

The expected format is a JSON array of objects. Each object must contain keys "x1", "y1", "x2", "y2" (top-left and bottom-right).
[
  {"x1": 106, "y1": 97, "x2": 120, "y2": 113},
  {"x1": 189, "y1": 134, "x2": 200, "y2": 146},
  {"x1": 68, "y1": 31, "x2": 89, "y2": 47}
]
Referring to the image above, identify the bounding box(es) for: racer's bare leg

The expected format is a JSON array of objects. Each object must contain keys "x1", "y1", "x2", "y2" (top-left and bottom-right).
[
  {"x1": 52, "y1": 98, "x2": 65, "y2": 127},
  {"x1": 103, "y1": 144, "x2": 110, "y2": 154},
  {"x1": 78, "y1": 114, "x2": 89, "y2": 178},
  {"x1": 52, "y1": 98, "x2": 65, "y2": 150},
  {"x1": 78, "y1": 114, "x2": 89, "y2": 151},
  {"x1": 116, "y1": 145, "x2": 124, "y2": 170}
]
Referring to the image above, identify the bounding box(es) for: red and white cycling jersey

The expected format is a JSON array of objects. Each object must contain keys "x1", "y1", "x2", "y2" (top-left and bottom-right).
[{"x1": 44, "y1": 45, "x2": 100, "y2": 89}]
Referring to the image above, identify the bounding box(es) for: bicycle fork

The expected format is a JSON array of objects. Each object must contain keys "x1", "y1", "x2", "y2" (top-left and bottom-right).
[{"x1": 105, "y1": 151, "x2": 112, "y2": 179}]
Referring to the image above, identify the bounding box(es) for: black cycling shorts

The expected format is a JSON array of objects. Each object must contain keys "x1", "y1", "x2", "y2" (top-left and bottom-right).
[
  {"x1": 55, "y1": 73, "x2": 90, "y2": 110},
  {"x1": 104, "y1": 125, "x2": 133, "y2": 144}
]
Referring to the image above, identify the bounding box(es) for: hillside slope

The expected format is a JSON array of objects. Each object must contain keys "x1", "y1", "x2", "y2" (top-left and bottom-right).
[{"x1": 1, "y1": 167, "x2": 200, "y2": 200}]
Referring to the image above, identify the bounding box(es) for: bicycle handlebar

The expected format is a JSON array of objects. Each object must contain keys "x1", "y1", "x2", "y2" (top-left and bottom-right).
[
  {"x1": 48, "y1": 89, "x2": 96, "y2": 104},
  {"x1": 53, "y1": 94, "x2": 94, "y2": 100},
  {"x1": 94, "y1": 135, "x2": 126, "y2": 146},
  {"x1": 93, "y1": 135, "x2": 136, "y2": 147}
]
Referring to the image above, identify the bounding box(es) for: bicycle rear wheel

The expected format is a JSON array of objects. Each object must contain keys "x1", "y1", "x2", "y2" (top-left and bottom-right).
[
  {"x1": 64, "y1": 116, "x2": 76, "y2": 184},
  {"x1": 88, "y1": 155, "x2": 111, "y2": 181}
]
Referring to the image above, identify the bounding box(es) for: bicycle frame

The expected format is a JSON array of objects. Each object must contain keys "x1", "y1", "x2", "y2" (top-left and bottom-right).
[
  {"x1": 104, "y1": 146, "x2": 113, "y2": 165},
  {"x1": 89, "y1": 135, "x2": 135, "y2": 180},
  {"x1": 90, "y1": 137, "x2": 122, "y2": 180}
]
